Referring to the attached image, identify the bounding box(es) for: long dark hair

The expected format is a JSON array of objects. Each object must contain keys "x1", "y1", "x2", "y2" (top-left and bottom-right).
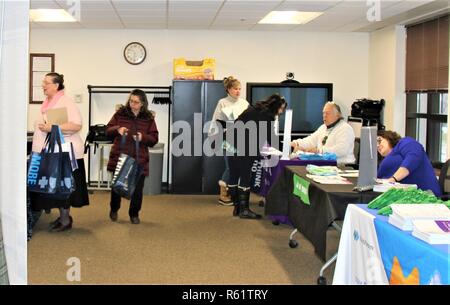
[
  {"x1": 125, "y1": 89, "x2": 153, "y2": 117},
  {"x1": 46, "y1": 72, "x2": 65, "y2": 90},
  {"x1": 254, "y1": 94, "x2": 286, "y2": 119}
]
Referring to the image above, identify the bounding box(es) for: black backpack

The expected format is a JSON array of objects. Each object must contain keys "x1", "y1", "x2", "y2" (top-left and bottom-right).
[{"x1": 84, "y1": 124, "x2": 111, "y2": 153}]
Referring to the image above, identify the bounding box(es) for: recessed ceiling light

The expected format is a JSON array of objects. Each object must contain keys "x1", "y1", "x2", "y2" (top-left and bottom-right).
[
  {"x1": 30, "y1": 9, "x2": 77, "y2": 22},
  {"x1": 258, "y1": 11, "x2": 323, "y2": 25}
]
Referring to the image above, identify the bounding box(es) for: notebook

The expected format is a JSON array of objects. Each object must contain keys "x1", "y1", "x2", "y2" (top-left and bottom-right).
[
  {"x1": 46, "y1": 107, "x2": 68, "y2": 125},
  {"x1": 412, "y1": 219, "x2": 450, "y2": 244},
  {"x1": 388, "y1": 204, "x2": 450, "y2": 231}
]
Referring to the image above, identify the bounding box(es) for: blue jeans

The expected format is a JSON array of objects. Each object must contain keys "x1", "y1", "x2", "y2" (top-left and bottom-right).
[{"x1": 222, "y1": 152, "x2": 230, "y2": 184}]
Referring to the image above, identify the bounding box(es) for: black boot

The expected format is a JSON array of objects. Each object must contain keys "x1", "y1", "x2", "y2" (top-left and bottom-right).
[
  {"x1": 238, "y1": 189, "x2": 262, "y2": 220},
  {"x1": 228, "y1": 185, "x2": 239, "y2": 216}
]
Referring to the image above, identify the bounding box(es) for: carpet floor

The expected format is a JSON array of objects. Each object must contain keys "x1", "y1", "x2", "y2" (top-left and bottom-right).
[{"x1": 28, "y1": 192, "x2": 338, "y2": 284}]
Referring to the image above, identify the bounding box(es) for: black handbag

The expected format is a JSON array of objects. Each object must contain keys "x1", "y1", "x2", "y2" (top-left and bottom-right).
[{"x1": 84, "y1": 124, "x2": 112, "y2": 153}]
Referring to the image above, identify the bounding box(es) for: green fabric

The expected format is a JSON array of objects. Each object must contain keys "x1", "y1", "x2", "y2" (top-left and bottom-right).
[
  {"x1": 0, "y1": 218, "x2": 9, "y2": 285},
  {"x1": 293, "y1": 174, "x2": 311, "y2": 205},
  {"x1": 367, "y1": 188, "x2": 450, "y2": 216},
  {"x1": 305, "y1": 165, "x2": 338, "y2": 176}
]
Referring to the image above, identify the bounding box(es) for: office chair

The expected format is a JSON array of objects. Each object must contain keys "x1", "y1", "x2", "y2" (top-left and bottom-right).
[
  {"x1": 347, "y1": 116, "x2": 363, "y2": 139},
  {"x1": 345, "y1": 117, "x2": 363, "y2": 170},
  {"x1": 439, "y1": 159, "x2": 450, "y2": 200},
  {"x1": 343, "y1": 138, "x2": 360, "y2": 170}
]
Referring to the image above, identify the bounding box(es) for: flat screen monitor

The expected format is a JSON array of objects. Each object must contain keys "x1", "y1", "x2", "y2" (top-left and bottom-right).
[{"x1": 246, "y1": 82, "x2": 333, "y2": 135}]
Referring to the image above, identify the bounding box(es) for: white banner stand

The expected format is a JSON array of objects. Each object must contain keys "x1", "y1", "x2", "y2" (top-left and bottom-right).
[{"x1": 281, "y1": 109, "x2": 293, "y2": 160}]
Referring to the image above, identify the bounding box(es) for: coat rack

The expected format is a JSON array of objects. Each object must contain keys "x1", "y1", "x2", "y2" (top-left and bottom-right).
[{"x1": 87, "y1": 85, "x2": 172, "y2": 193}]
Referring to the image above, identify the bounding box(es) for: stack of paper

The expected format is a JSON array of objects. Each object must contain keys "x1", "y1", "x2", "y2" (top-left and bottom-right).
[
  {"x1": 412, "y1": 219, "x2": 450, "y2": 244},
  {"x1": 260, "y1": 146, "x2": 283, "y2": 156},
  {"x1": 305, "y1": 165, "x2": 339, "y2": 176},
  {"x1": 338, "y1": 169, "x2": 359, "y2": 178},
  {"x1": 388, "y1": 204, "x2": 450, "y2": 231},
  {"x1": 373, "y1": 181, "x2": 417, "y2": 193},
  {"x1": 306, "y1": 174, "x2": 352, "y2": 185}
]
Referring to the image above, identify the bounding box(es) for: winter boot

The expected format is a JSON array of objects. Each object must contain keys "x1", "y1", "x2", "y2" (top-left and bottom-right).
[
  {"x1": 228, "y1": 185, "x2": 239, "y2": 216},
  {"x1": 218, "y1": 180, "x2": 233, "y2": 206},
  {"x1": 238, "y1": 188, "x2": 262, "y2": 220}
]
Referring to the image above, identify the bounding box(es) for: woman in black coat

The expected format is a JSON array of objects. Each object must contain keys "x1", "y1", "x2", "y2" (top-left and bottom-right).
[{"x1": 225, "y1": 94, "x2": 286, "y2": 219}]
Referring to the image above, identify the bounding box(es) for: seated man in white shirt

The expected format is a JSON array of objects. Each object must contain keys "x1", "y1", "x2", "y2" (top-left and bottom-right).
[{"x1": 290, "y1": 102, "x2": 356, "y2": 164}]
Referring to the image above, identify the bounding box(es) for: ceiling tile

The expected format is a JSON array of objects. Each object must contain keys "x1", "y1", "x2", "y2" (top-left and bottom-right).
[
  {"x1": 220, "y1": 0, "x2": 281, "y2": 12},
  {"x1": 380, "y1": 0, "x2": 437, "y2": 19},
  {"x1": 169, "y1": 0, "x2": 223, "y2": 10},
  {"x1": 121, "y1": 16, "x2": 166, "y2": 22},
  {"x1": 291, "y1": 22, "x2": 337, "y2": 31},
  {"x1": 82, "y1": 22, "x2": 124, "y2": 29},
  {"x1": 29, "y1": 0, "x2": 449, "y2": 32},
  {"x1": 30, "y1": 0, "x2": 60, "y2": 9},
  {"x1": 210, "y1": 25, "x2": 254, "y2": 30},
  {"x1": 251, "y1": 24, "x2": 298, "y2": 31},
  {"x1": 213, "y1": 17, "x2": 260, "y2": 25},
  {"x1": 34, "y1": 22, "x2": 83, "y2": 29},
  {"x1": 334, "y1": 20, "x2": 373, "y2": 32},
  {"x1": 168, "y1": 24, "x2": 212, "y2": 30},
  {"x1": 276, "y1": 0, "x2": 339, "y2": 11},
  {"x1": 169, "y1": 16, "x2": 213, "y2": 22},
  {"x1": 124, "y1": 23, "x2": 167, "y2": 29},
  {"x1": 293, "y1": 25, "x2": 339, "y2": 32},
  {"x1": 111, "y1": 0, "x2": 167, "y2": 10}
]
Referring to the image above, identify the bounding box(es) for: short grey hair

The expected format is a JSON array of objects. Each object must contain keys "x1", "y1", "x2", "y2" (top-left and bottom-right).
[{"x1": 324, "y1": 101, "x2": 342, "y2": 117}]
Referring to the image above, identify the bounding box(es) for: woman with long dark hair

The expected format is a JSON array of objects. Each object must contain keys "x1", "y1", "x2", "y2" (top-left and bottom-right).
[
  {"x1": 226, "y1": 94, "x2": 286, "y2": 219},
  {"x1": 106, "y1": 89, "x2": 159, "y2": 224}
]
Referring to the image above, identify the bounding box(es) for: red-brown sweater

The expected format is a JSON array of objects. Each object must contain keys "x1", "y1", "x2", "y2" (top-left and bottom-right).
[{"x1": 106, "y1": 106, "x2": 159, "y2": 176}]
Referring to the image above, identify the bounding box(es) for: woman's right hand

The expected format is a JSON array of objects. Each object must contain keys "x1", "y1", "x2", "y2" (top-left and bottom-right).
[{"x1": 118, "y1": 127, "x2": 128, "y2": 136}]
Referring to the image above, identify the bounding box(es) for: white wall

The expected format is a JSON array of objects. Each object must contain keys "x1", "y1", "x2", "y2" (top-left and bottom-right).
[
  {"x1": 29, "y1": 29, "x2": 370, "y2": 182},
  {"x1": 369, "y1": 25, "x2": 406, "y2": 134},
  {"x1": 0, "y1": 0, "x2": 28, "y2": 284}
]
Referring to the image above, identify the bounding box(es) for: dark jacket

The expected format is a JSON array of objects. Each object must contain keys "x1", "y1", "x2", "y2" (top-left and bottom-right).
[
  {"x1": 106, "y1": 106, "x2": 159, "y2": 176},
  {"x1": 224, "y1": 105, "x2": 277, "y2": 157}
]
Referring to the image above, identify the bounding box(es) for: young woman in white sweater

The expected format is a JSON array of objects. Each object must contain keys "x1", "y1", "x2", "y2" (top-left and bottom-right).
[{"x1": 210, "y1": 76, "x2": 249, "y2": 205}]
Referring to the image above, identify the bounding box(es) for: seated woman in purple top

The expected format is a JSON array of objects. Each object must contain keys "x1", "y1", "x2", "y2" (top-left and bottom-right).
[{"x1": 377, "y1": 130, "x2": 441, "y2": 196}]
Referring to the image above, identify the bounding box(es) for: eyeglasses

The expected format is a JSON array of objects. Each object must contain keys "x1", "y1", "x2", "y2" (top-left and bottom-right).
[{"x1": 322, "y1": 136, "x2": 328, "y2": 146}]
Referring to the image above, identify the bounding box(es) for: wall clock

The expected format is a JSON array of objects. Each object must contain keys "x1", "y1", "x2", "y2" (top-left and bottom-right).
[{"x1": 123, "y1": 42, "x2": 146, "y2": 65}]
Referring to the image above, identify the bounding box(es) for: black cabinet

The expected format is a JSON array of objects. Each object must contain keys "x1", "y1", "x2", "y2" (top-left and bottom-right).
[{"x1": 172, "y1": 80, "x2": 226, "y2": 194}]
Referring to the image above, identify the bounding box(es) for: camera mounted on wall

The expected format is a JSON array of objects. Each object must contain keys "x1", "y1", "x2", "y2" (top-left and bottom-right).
[{"x1": 281, "y1": 72, "x2": 300, "y2": 84}]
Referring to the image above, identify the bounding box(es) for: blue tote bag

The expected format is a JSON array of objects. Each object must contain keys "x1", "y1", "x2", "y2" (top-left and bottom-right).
[
  {"x1": 27, "y1": 125, "x2": 75, "y2": 200},
  {"x1": 111, "y1": 135, "x2": 143, "y2": 200}
]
